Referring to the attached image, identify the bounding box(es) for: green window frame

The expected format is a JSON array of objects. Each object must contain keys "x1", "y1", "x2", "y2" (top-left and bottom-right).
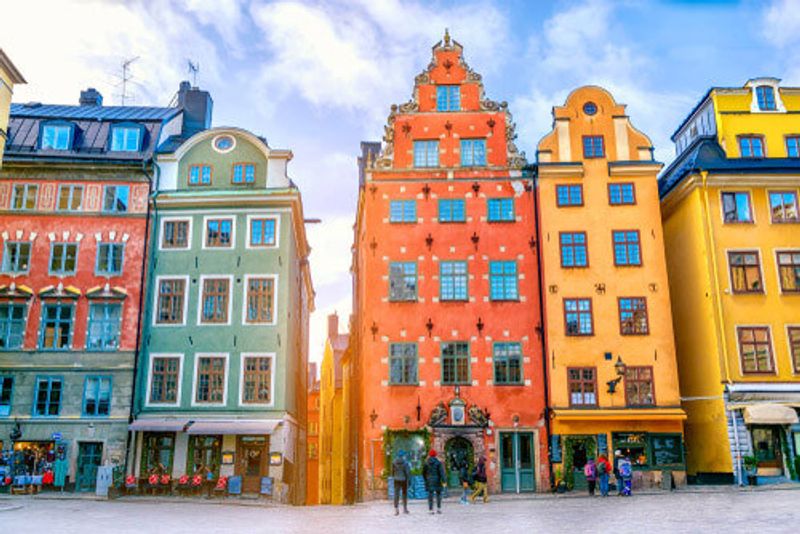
[
  {"x1": 460, "y1": 139, "x2": 486, "y2": 166},
  {"x1": 487, "y1": 198, "x2": 514, "y2": 222},
  {"x1": 140, "y1": 432, "x2": 175, "y2": 476},
  {"x1": 39, "y1": 302, "x2": 74, "y2": 351},
  {"x1": 49, "y1": 242, "x2": 78, "y2": 275},
  {"x1": 493, "y1": 343, "x2": 522, "y2": 385},
  {"x1": 438, "y1": 199, "x2": 466, "y2": 222},
  {"x1": 86, "y1": 303, "x2": 122, "y2": 351},
  {"x1": 96, "y1": 243, "x2": 124, "y2": 276},
  {"x1": 0, "y1": 376, "x2": 13, "y2": 416},
  {"x1": 389, "y1": 262, "x2": 417, "y2": 301},
  {"x1": 0, "y1": 303, "x2": 26, "y2": 350},
  {"x1": 489, "y1": 261, "x2": 518, "y2": 301},
  {"x1": 440, "y1": 261, "x2": 468, "y2": 301},
  {"x1": 413, "y1": 140, "x2": 439, "y2": 168},
  {"x1": 441, "y1": 342, "x2": 470, "y2": 385},
  {"x1": 2, "y1": 241, "x2": 31, "y2": 273},
  {"x1": 33, "y1": 376, "x2": 62, "y2": 417},
  {"x1": 82, "y1": 376, "x2": 112, "y2": 416},
  {"x1": 389, "y1": 343, "x2": 418, "y2": 385}
]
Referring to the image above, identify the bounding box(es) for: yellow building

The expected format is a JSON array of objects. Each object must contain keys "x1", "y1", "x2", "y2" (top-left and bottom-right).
[
  {"x1": 0, "y1": 49, "x2": 25, "y2": 165},
  {"x1": 537, "y1": 86, "x2": 686, "y2": 490},
  {"x1": 319, "y1": 314, "x2": 350, "y2": 504},
  {"x1": 660, "y1": 78, "x2": 800, "y2": 485}
]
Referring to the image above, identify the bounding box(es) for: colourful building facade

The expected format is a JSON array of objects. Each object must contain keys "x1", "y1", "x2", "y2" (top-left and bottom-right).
[
  {"x1": 0, "y1": 50, "x2": 25, "y2": 165},
  {"x1": 306, "y1": 362, "x2": 319, "y2": 505},
  {"x1": 660, "y1": 78, "x2": 800, "y2": 484},
  {"x1": 351, "y1": 33, "x2": 547, "y2": 499}
]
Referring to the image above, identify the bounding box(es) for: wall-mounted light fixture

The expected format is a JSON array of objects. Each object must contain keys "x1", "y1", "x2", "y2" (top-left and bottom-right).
[{"x1": 606, "y1": 356, "x2": 627, "y2": 394}]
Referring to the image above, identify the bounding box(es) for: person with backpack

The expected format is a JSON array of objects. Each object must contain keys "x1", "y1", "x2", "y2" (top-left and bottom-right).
[
  {"x1": 392, "y1": 450, "x2": 411, "y2": 515},
  {"x1": 596, "y1": 454, "x2": 612, "y2": 497},
  {"x1": 470, "y1": 455, "x2": 488, "y2": 504},
  {"x1": 613, "y1": 450, "x2": 623, "y2": 495},
  {"x1": 583, "y1": 458, "x2": 597, "y2": 496},
  {"x1": 458, "y1": 458, "x2": 471, "y2": 504},
  {"x1": 422, "y1": 449, "x2": 446, "y2": 514},
  {"x1": 618, "y1": 454, "x2": 633, "y2": 496}
]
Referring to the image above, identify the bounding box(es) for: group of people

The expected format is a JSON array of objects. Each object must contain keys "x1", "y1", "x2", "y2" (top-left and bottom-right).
[
  {"x1": 583, "y1": 450, "x2": 634, "y2": 497},
  {"x1": 391, "y1": 449, "x2": 491, "y2": 515}
]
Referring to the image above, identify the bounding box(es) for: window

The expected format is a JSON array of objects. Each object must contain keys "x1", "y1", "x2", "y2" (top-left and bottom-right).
[
  {"x1": 389, "y1": 343, "x2": 418, "y2": 385},
  {"x1": 2, "y1": 242, "x2": 31, "y2": 273},
  {"x1": 245, "y1": 277, "x2": 274, "y2": 324},
  {"x1": 487, "y1": 198, "x2": 514, "y2": 222},
  {"x1": 250, "y1": 218, "x2": 276, "y2": 247},
  {"x1": 389, "y1": 262, "x2": 417, "y2": 302},
  {"x1": 389, "y1": 200, "x2": 416, "y2": 223},
  {"x1": 189, "y1": 164, "x2": 212, "y2": 185},
  {"x1": 441, "y1": 342, "x2": 470, "y2": 385},
  {"x1": 0, "y1": 303, "x2": 26, "y2": 350},
  {"x1": 556, "y1": 185, "x2": 583, "y2": 207},
  {"x1": 756, "y1": 86, "x2": 776, "y2": 111},
  {"x1": 0, "y1": 376, "x2": 12, "y2": 416},
  {"x1": 738, "y1": 327, "x2": 774, "y2": 374},
  {"x1": 777, "y1": 251, "x2": 800, "y2": 292},
  {"x1": 57, "y1": 185, "x2": 83, "y2": 211},
  {"x1": 188, "y1": 436, "x2": 222, "y2": 477},
  {"x1": 625, "y1": 366, "x2": 656, "y2": 406},
  {"x1": 155, "y1": 278, "x2": 186, "y2": 324},
  {"x1": 728, "y1": 251, "x2": 763, "y2": 293},
  {"x1": 436, "y1": 85, "x2": 460, "y2": 111},
  {"x1": 242, "y1": 355, "x2": 272, "y2": 404},
  {"x1": 439, "y1": 199, "x2": 466, "y2": 222},
  {"x1": 789, "y1": 327, "x2": 800, "y2": 373},
  {"x1": 34, "y1": 377, "x2": 62, "y2": 416},
  {"x1": 96, "y1": 243, "x2": 124, "y2": 276},
  {"x1": 232, "y1": 163, "x2": 256, "y2": 184},
  {"x1": 564, "y1": 298, "x2": 593, "y2": 336},
  {"x1": 583, "y1": 102, "x2": 598, "y2": 115},
  {"x1": 413, "y1": 140, "x2": 439, "y2": 168},
  {"x1": 102, "y1": 185, "x2": 129, "y2": 213},
  {"x1": 86, "y1": 303, "x2": 121, "y2": 351},
  {"x1": 609, "y1": 183, "x2": 635, "y2": 205},
  {"x1": 613, "y1": 231, "x2": 641, "y2": 266},
  {"x1": 568, "y1": 368, "x2": 596, "y2": 406},
  {"x1": 110, "y1": 126, "x2": 141, "y2": 152},
  {"x1": 11, "y1": 184, "x2": 38, "y2": 210},
  {"x1": 205, "y1": 218, "x2": 233, "y2": 248},
  {"x1": 214, "y1": 135, "x2": 235, "y2": 152},
  {"x1": 440, "y1": 261, "x2": 468, "y2": 301},
  {"x1": 41, "y1": 124, "x2": 72, "y2": 150},
  {"x1": 201, "y1": 278, "x2": 230, "y2": 324},
  {"x1": 162, "y1": 220, "x2": 189, "y2": 249},
  {"x1": 141, "y1": 433, "x2": 175, "y2": 475},
  {"x1": 149, "y1": 356, "x2": 180, "y2": 403},
  {"x1": 49, "y1": 243, "x2": 78, "y2": 275},
  {"x1": 787, "y1": 136, "x2": 800, "y2": 158},
  {"x1": 83, "y1": 376, "x2": 112, "y2": 416},
  {"x1": 739, "y1": 136, "x2": 765, "y2": 158},
  {"x1": 722, "y1": 191, "x2": 753, "y2": 223},
  {"x1": 308, "y1": 443, "x2": 318, "y2": 459},
  {"x1": 489, "y1": 261, "x2": 518, "y2": 301},
  {"x1": 619, "y1": 297, "x2": 649, "y2": 335},
  {"x1": 769, "y1": 191, "x2": 799, "y2": 223},
  {"x1": 460, "y1": 139, "x2": 486, "y2": 166},
  {"x1": 493, "y1": 343, "x2": 522, "y2": 385},
  {"x1": 582, "y1": 136, "x2": 604, "y2": 158},
  {"x1": 196, "y1": 356, "x2": 226, "y2": 403},
  {"x1": 560, "y1": 232, "x2": 588, "y2": 268},
  {"x1": 39, "y1": 303, "x2": 74, "y2": 350}
]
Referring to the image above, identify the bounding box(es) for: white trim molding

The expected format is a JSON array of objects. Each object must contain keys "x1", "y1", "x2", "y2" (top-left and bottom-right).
[
  {"x1": 197, "y1": 274, "x2": 235, "y2": 326},
  {"x1": 241, "y1": 274, "x2": 279, "y2": 326},
  {"x1": 237, "y1": 352, "x2": 277, "y2": 408},
  {"x1": 152, "y1": 275, "x2": 191, "y2": 327},
  {"x1": 158, "y1": 216, "x2": 193, "y2": 251},
  {"x1": 144, "y1": 352, "x2": 185, "y2": 407},
  {"x1": 245, "y1": 213, "x2": 281, "y2": 250},
  {"x1": 191, "y1": 352, "x2": 230, "y2": 407},
  {"x1": 201, "y1": 214, "x2": 237, "y2": 251}
]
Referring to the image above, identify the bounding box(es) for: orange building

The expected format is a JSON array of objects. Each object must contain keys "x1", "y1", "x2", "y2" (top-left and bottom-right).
[
  {"x1": 351, "y1": 32, "x2": 547, "y2": 499},
  {"x1": 306, "y1": 362, "x2": 320, "y2": 505}
]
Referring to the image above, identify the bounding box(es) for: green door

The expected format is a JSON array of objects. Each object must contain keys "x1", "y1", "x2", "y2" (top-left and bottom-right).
[
  {"x1": 76, "y1": 442, "x2": 103, "y2": 492},
  {"x1": 500, "y1": 432, "x2": 535, "y2": 493}
]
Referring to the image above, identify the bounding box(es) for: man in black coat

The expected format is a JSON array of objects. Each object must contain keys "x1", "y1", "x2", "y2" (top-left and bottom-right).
[
  {"x1": 422, "y1": 449, "x2": 446, "y2": 514},
  {"x1": 392, "y1": 450, "x2": 411, "y2": 515}
]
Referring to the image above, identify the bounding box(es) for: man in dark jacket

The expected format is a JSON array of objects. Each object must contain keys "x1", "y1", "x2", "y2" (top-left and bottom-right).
[
  {"x1": 392, "y1": 451, "x2": 411, "y2": 515},
  {"x1": 470, "y1": 455, "x2": 488, "y2": 503},
  {"x1": 422, "y1": 449, "x2": 445, "y2": 514}
]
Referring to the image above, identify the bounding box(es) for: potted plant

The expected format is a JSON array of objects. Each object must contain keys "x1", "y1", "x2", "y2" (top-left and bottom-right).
[
  {"x1": 742, "y1": 455, "x2": 757, "y2": 486},
  {"x1": 554, "y1": 467, "x2": 567, "y2": 494}
]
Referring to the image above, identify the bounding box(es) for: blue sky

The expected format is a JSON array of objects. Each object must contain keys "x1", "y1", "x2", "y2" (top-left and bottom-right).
[{"x1": 3, "y1": 0, "x2": 799, "y2": 363}]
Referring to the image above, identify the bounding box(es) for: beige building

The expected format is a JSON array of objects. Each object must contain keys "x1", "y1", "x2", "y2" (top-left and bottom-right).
[{"x1": 0, "y1": 49, "x2": 25, "y2": 165}]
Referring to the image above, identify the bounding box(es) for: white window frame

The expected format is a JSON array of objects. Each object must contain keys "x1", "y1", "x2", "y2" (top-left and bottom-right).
[
  {"x1": 238, "y1": 352, "x2": 276, "y2": 407},
  {"x1": 201, "y1": 215, "x2": 236, "y2": 250},
  {"x1": 144, "y1": 353, "x2": 184, "y2": 407},
  {"x1": 245, "y1": 213, "x2": 281, "y2": 250},
  {"x1": 191, "y1": 352, "x2": 229, "y2": 407},
  {"x1": 152, "y1": 275, "x2": 190, "y2": 327},
  {"x1": 159, "y1": 216, "x2": 193, "y2": 251},
  {"x1": 197, "y1": 274, "x2": 235, "y2": 326},
  {"x1": 241, "y1": 274, "x2": 279, "y2": 326}
]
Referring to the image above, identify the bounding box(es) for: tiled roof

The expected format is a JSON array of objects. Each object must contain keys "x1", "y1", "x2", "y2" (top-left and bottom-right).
[{"x1": 10, "y1": 103, "x2": 180, "y2": 121}]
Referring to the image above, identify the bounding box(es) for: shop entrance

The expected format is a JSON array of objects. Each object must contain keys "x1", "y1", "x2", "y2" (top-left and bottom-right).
[
  {"x1": 751, "y1": 426, "x2": 783, "y2": 470},
  {"x1": 564, "y1": 436, "x2": 595, "y2": 490},
  {"x1": 12, "y1": 441, "x2": 55, "y2": 476},
  {"x1": 76, "y1": 442, "x2": 103, "y2": 492},
  {"x1": 236, "y1": 436, "x2": 269, "y2": 493},
  {"x1": 444, "y1": 436, "x2": 473, "y2": 488},
  {"x1": 499, "y1": 432, "x2": 535, "y2": 493}
]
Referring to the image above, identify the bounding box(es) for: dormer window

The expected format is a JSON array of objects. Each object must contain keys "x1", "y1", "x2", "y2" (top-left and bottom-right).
[
  {"x1": 756, "y1": 86, "x2": 776, "y2": 111},
  {"x1": 436, "y1": 85, "x2": 460, "y2": 112},
  {"x1": 110, "y1": 125, "x2": 142, "y2": 152},
  {"x1": 40, "y1": 123, "x2": 73, "y2": 151}
]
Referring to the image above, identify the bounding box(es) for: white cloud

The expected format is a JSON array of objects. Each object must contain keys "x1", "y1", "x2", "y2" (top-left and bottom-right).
[
  {"x1": 306, "y1": 214, "x2": 355, "y2": 288},
  {"x1": 762, "y1": 0, "x2": 800, "y2": 47},
  {"x1": 309, "y1": 294, "x2": 352, "y2": 365}
]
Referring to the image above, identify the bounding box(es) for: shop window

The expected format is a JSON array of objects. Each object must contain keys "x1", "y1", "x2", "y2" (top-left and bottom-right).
[
  {"x1": 438, "y1": 199, "x2": 466, "y2": 222},
  {"x1": 737, "y1": 326, "x2": 774, "y2": 374},
  {"x1": 39, "y1": 303, "x2": 74, "y2": 351},
  {"x1": 187, "y1": 435, "x2": 222, "y2": 477},
  {"x1": 786, "y1": 136, "x2": 800, "y2": 158},
  {"x1": 110, "y1": 125, "x2": 142, "y2": 152},
  {"x1": 608, "y1": 183, "x2": 635, "y2": 205},
  {"x1": 82, "y1": 376, "x2": 112, "y2": 416},
  {"x1": 2, "y1": 242, "x2": 31, "y2": 273},
  {"x1": 738, "y1": 135, "x2": 765, "y2": 158},
  {"x1": 389, "y1": 262, "x2": 417, "y2": 302},
  {"x1": 612, "y1": 433, "x2": 649, "y2": 467},
  {"x1": 568, "y1": 367, "x2": 596, "y2": 406},
  {"x1": 86, "y1": 303, "x2": 122, "y2": 351},
  {"x1": 96, "y1": 243, "x2": 124, "y2": 276},
  {"x1": 34, "y1": 377, "x2": 62, "y2": 416},
  {"x1": 619, "y1": 297, "x2": 649, "y2": 335},
  {"x1": 613, "y1": 230, "x2": 641, "y2": 266},
  {"x1": 245, "y1": 277, "x2": 275, "y2": 324},
  {"x1": 769, "y1": 191, "x2": 799, "y2": 222},
  {"x1": 141, "y1": 432, "x2": 175, "y2": 475},
  {"x1": 460, "y1": 139, "x2": 486, "y2": 166},
  {"x1": 413, "y1": 140, "x2": 439, "y2": 168},
  {"x1": 0, "y1": 303, "x2": 26, "y2": 350},
  {"x1": 155, "y1": 278, "x2": 186, "y2": 324},
  {"x1": 149, "y1": 356, "x2": 180, "y2": 403},
  {"x1": 195, "y1": 355, "x2": 226, "y2": 404},
  {"x1": 11, "y1": 184, "x2": 38, "y2": 211},
  {"x1": 0, "y1": 376, "x2": 13, "y2": 416},
  {"x1": 162, "y1": 220, "x2": 190, "y2": 249},
  {"x1": 789, "y1": 327, "x2": 800, "y2": 373},
  {"x1": 250, "y1": 218, "x2": 277, "y2": 247},
  {"x1": 489, "y1": 261, "x2": 518, "y2": 301},
  {"x1": 232, "y1": 163, "x2": 256, "y2": 184},
  {"x1": 582, "y1": 136, "x2": 604, "y2": 158},
  {"x1": 624, "y1": 366, "x2": 655, "y2": 406},
  {"x1": 752, "y1": 427, "x2": 781, "y2": 466},
  {"x1": 728, "y1": 251, "x2": 763, "y2": 293},
  {"x1": 389, "y1": 200, "x2": 417, "y2": 223},
  {"x1": 441, "y1": 342, "x2": 470, "y2": 385},
  {"x1": 389, "y1": 343, "x2": 418, "y2": 385},
  {"x1": 560, "y1": 232, "x2": 588, "y2": 268},
  {"x1": 650, "y1": 434, "x2": 684, "y2": 466},
  {"x1": 436, "y1": 85, "x2": 460, "y2": 111},
  {"x1": 40, "y1": 123, "x2": 73, "y2": 150},
  {"x1": 200, "y1": 278, "x2": 230, "y2": 324},
  {"x1": 440, "y1": 261, "x2": 468, "y2": 301},
  {"x1": 756, "y1": 86, "x2": 776, "y2": 111},
  {"x1": 564, "y1": 298, "x2": 593, "y2": 336},
  {"x1": 556, "y1": 184, "x2": 583, "y2": 207},
  {"x1": 102, "y1": 185, "x2": 130, "y2": 213},
  {"x1": 189, "y1": 164, "x2": 212, "y2": 186},
  {"x1": 493, "y1": 343, "x2": 522, "y2": 385},
  {"x1": 487, "y1": 198, "x2": 514, "y2": 222},
  {"x1": 242, "y1": 355, "x2": 272, "y2": 404},
  {"x1": 205, "y1": 218, "x2": 233, "y2": 248},
  {"x1": 57, "y1": 184, "x2": 83, "y2": 211},
  {"x1": 722, "y1": 191, "x2": 753, "y2": 223}
]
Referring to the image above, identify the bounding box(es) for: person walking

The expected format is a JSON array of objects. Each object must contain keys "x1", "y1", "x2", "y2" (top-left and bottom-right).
[
  {"x1": 584, "y1": 458, "x2": 597, "y2": 496},
  {"x1": 470, "y1": 456, "x2": 488, "y2": 504},
  {"x1": 392, "y1": 450, "x2": 411, "y2": 515},
  {"x1": 619, "y1": 454, "x2": 633, "y2": 497},
  {"x1": 596, "y1": 454, "x2": 612, "y2": 497},
  {"x1": 422, "y1": 449, "x2": 446, "y2": 515},
  {"x1": 613, "y1": 450, "x2": 623, "y2": 495},
  {"x1": 458, "y1": 459, "x2": 471, "y2": 505}
]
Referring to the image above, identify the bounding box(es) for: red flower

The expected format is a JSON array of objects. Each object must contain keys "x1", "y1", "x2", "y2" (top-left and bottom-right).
[
  {"x1": 215, "y1": 476, "x2": 228, "y2": 490},
  {"x1": 191, "y1": 475, "x2": 202, "y2": 486},
  {"x1": 148, "y1": 474, "x2": 159, "y2": 485},
  {"x1": 179, "y1": 475, "x2": 189, "y2": 485},
  {"x1": 125, "y1": 475, "x2": 136, "y2": 487},
  {"x1": 160, "y1": 475, "x2": 170, "y2": 485}
]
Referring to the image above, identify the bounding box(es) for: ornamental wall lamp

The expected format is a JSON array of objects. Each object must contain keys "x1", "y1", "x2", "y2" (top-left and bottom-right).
[
  {"x1": 370, "y1": 321, "x2": 378, "y2": 340},
  {"x1": 470, "y1": 232, "x2": 480, "y2": 250},
  {"x1": 425, "y1": 318, "x2": 434, "y2": 337},
  {"x1": 422, "y1": 183, "x2": 431, "y2": 199},
  {"x1": 416, "y1": 396, "x2": 422, "y2": 422},
  {"x1": 476, "y1": 317, "x2": 484, "y2": 335},
  {"x1": 472, "y1": 182, "x2": 481, "y2": 194},
  {"x1": 425, "y1": 233, "x2": 434, "y2": 250},
  {"x1": 606, "y1": 356, "x2": 627, "y2": 394}
]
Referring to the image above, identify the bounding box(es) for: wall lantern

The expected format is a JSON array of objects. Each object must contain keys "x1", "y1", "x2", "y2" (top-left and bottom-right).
[
  {"x1": 401, "y1": 122, "x2": 412, "y2": 136},
  {"x1": 606, "y1": 356, "x2": 627, "y2": 394}
]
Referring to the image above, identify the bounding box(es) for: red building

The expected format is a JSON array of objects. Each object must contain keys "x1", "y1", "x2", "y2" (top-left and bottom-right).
[
  {"x1": 351, "y1": 32, "x2": 547, "y2": 498},
  {"x1": 306, "y1": 362, "x2": 320, "y2": 505}
]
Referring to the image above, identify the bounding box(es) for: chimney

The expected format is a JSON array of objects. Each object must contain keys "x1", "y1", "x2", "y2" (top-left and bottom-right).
[
  {"x1": 79, "y1": 88, "x2": 103, "y2": 106},
  {"x1": 177, "y1": 80, "x2": 213, "y2": 138},
  {"x1": 327, "y1": 313, "x2": 339, "y2": 340},
  {"x1": 308, "y1": 362, "x2": 318, "y2": 384}
]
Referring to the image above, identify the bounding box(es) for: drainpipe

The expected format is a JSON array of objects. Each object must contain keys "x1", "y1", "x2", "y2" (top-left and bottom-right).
[{"x1": 730, "y1": 405, "x2": 743, "y2": 486}]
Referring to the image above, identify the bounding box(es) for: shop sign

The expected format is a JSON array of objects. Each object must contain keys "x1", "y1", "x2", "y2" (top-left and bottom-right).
[
  {"x1": 222, "y1": 451, "x2": 235, "y2": 465},
  {"x1": 269, "y1": 452, "x2": 283, "y2": 466},
  {"x1": 51, "y1": 432, "x2": 62, "y2": 441}
]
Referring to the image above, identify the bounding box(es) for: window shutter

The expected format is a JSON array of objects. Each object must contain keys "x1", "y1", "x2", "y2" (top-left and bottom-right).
[{"x1": 550, "y1": 434, "x2": 562, "y2": 463}]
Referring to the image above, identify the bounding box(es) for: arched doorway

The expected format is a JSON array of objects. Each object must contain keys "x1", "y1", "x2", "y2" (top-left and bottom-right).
[{"x1": 445, "y1": 436, "x2": 474, "y2": 488}]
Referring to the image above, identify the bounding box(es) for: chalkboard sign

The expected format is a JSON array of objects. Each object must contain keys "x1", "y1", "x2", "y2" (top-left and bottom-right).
[
  {"x1": 227, "y1": 475, "x2": 242, "y2": 495},
  {"x1": 260, "y1": 476, "x2": 273, "y2": 496},
  {"x1": 550, "y1": 435, "x2": 562, "y2": 463},
  {"x1": 651, "y1": 434, "x2": 683, "y2": 466},
  {"x1": 597, "y1": 433, "x2": 608, "y2": 454}
]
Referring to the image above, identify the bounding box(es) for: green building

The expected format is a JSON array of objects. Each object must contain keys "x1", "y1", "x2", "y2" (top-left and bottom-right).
[{"x1": 130, "y1": 114, "x2": 314, "y2": 503}]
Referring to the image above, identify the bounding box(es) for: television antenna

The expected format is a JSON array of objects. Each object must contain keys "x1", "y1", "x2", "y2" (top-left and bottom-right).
[
  {"x1": 187, "y1": 60, "x2": 199, "y2": 87},
  {"x1": 119, "y1": 56, "x2": 140, "y2": 105}
]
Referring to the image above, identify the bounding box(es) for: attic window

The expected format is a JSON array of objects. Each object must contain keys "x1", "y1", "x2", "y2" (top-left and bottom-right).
[
  {"x1": 436, "y1": 85, "x2": 460, "y2": 112},
  {"x1": 583, "y1": 102, "x2": 597, "y2": 116},
  {"x1": 40, "y1": 123, "x2": 73, "y2": 151},
  {"x1": 756, "y1": 86, "x2": 776, "y2": 111},
  {"x1": 213, "y1": 134, "x2": 236, "y2": 153},
  {"x1": 110, "y1": 125, "x2": 142, "y2": 152}
]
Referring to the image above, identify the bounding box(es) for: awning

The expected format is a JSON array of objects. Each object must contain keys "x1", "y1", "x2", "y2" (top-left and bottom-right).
[
  {"x1": 743, "y1": 404, "x2": 799, "y2": 425},
  {"x1": 128, "y1": 418, "x2": 190, "y2": 432},
  {"x1": 186, "y1": 420, "x2": 281, "y2": 435}
]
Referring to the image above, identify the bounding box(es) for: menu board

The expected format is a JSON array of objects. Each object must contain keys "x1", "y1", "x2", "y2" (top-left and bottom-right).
[{"x1": 652, "y1": 435, "x2": 683, "y2": 466}]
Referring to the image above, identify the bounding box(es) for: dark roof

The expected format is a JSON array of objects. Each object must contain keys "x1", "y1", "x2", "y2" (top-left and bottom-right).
[
  {"x1": 671, "y1": 88, "x2": 713, "y2": 141},
  {"x1": 358, "y1": 141, "x2": 381, "y2": 187},
  {"x1": 10, "y1": 103, "x2": 180, "y2": 121},
  {"x1": 658, "y1": 135, "x2": 800, "y2": 197}
]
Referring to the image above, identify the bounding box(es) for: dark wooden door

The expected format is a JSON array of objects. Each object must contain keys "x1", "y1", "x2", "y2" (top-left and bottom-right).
[{"x1": 236, "y1": 436, "x2": 268, "y2": 493}]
